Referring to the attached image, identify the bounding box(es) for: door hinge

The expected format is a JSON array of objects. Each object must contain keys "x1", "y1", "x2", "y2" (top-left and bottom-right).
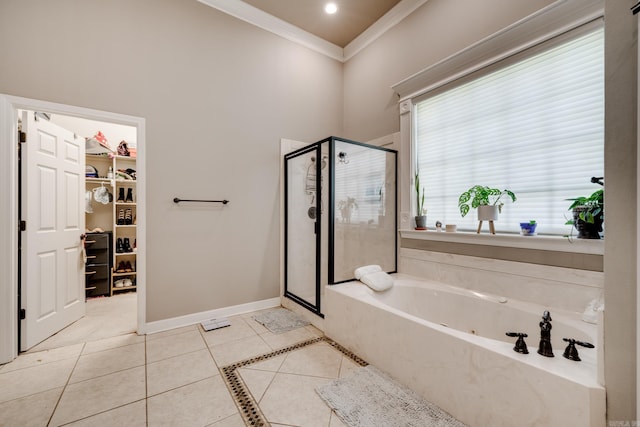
[
  {"x1": 19, "y1": 220, "x2": 26, "y2": 231},
  {"x1": 19, "y1": 309, "x2": 26, "y2": 320},
  {"x1": 19, "y1": 131, "x2": 26, "y2": 143}
]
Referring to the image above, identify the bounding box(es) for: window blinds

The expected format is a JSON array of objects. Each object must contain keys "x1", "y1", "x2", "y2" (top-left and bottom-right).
[{"x1": 415, "y1": 26, "x2": 604, "y2": 235}]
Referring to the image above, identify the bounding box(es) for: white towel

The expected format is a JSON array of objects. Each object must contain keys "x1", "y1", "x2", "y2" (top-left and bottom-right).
[{"x1": 354, "y1": 265, "x2": 394, "y2": 291}]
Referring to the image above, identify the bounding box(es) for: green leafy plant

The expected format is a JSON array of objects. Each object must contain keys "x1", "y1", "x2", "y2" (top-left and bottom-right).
[
  {"x1": 414, "y1": 172, "x2": 426, "y2": 216},
  {"x1": 458, "y1": 185, "x2": 516, "y2": 217},
  {"x1": 566, "y1": 189, "x2": 603, "y2": 224}
]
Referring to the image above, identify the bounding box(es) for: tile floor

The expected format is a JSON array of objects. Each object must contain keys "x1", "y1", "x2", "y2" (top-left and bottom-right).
[{"x1": 0, "y1": 309, "x2": 360, "y2": 426}]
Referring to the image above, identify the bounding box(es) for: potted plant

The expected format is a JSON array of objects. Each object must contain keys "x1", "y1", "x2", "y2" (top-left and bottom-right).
[
  {"x1": 338, "y1": 197, "x2": 358, "y2": 224},
  {"x1": 566, "y1": 188, "x2": 603, "y2": 239},
  {"x1": 414, "y1": 172, "x2": 427, "y2": 229},
  {"x1": 458, "y1": 185, "x2": 517, "y2": 220},
  {"x1": 520, "y1": 220, "x2": 537, "y2": 236}
]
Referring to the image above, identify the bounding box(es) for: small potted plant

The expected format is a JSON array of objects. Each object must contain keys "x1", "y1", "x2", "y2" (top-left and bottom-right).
[
  {"x1": 458, "y1": 185, "x2": 516, "y2": 220},
  {"x1": 338, "y1": 197, "x2": 358, "y2": 224},
  {"x1": 414, "y1": 172, "x2": 427, "y2": 229},
  {"x1": 520, "y1": 220, "x2": 537, "y2": 236},
  {"x1": 566, "y1": 188, "x2": 603, "y2": 239}
]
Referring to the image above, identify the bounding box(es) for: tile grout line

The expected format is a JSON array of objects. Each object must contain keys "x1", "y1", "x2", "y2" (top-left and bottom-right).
[
  {"x1": 219, "y1": 336, "x2": 368, "y2": 427},
  {"x1": 46, "y1": 342, "x2": 86, "y2": 427}
]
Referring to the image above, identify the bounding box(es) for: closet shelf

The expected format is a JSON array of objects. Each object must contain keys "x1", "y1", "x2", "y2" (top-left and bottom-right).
[
  {"x1": 115, "y1": 224, "x2": 136, "y2": 228},
  {"x1": 113, "y1": 271, "x2": 137, "y2": 277},
  {"x1": 115, "y1": 252, "x2": 136, "y2": 256},
  {"x1": 114, "y1": 179, "x2": 136, "y2": 184},
  {"x1": 115, "y1": 202, "x2": 136, "y2": 206},
  {"x1": 86, "y1": 178, "x2": 111, "y2": 184}
]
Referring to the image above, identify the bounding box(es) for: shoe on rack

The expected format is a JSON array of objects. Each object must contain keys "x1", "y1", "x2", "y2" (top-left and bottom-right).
[
  {"x1": 117, "y1": 188, "x2": 125, "y2": 203},
  {"x1": 116, "y1": 237, "x2": 124, "y2": 253},
  {"x1": 123, "y1": 278, "x2": 133, "y2": 287},
  {"x1": 114, "y1": 279, "x2": 125, "y2": 288},
  {"x1": 123, "y1": 237, "x2": 132, "y2": 253},
  {"x1": 125, "y1": 188, "x2": 134, "y2": 203},
  {"x1": 117, "y1": 209, "x2": 125, "y2": 225},
  {"x1": 125, "y1": 209, "x2": 133, "y2": 225},
  {"x1": 116, "y1": 260, "x2": 126, "y2": 273},
  {"x1": 124, "y1": 261, "x2": 133, "y2": 272}
]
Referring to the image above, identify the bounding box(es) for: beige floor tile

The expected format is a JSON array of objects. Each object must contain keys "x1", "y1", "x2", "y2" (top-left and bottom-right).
[
  {"x1": 0, "y1": 343, "x2": 83, "y2": 373},
  {"x1": 237, "y1": 368, "x2": 275, "y2": 402},
  {"x1": 49, "y1": 365, "x2": 146, "y2": 426},
  {"x1": 202, "y1": 317, "x2": 258, "y2": 347},
  {"x1": 70, "y1": 342, "x2": 145, "y2": 383},
  {"x1": 0, "y1": 358, "x2": 75, "y2": 403},
  {"x1": 28, "y1": 292, "x2": 137, "y2": 353},
  {"x1": 305, "y1": 324, "x2": 324, "y2": 337},
  {"x1": 82, "y1": 333, "x2": 145, "y2": 355},
  {"x1": 259, "y1": 326, "x2": 317, "y2": 350},
  {"x1": 206, "y1": 412, "x2": 245, "y2": 426},
  {"x1": 147, "y1": 349, "x2": 218, "y2": 396},
  {"x1": 146, "y1": 324, "x2": 198, "y2": 341},
  {"x1": 330, "y1": 412, "x2": 348, "y2": 427},
  {"x1": 63, "y1": 400, "x2": 146, "y2": 426},
  {"x1": 279, "y1": 343, "x2": 342, "y2": 378},
  {"x1": 146, "y1": 329, "x2": 206, "y2": 363},
  {"x1": 0, "y1": 387, "x2": 62, "y2": 427},
  {"x1": 209, "y1": 335, "x2": 272, "y2": 366},
  {"x1": 147, "y1": 376, "x2": 237, "y2": 426},
  {"x1": 260, "y1": 372, "x2": 333, "y2": 427},
  {"x1": 244, "y1": 354, "x2": 286, "y2": 372},
  {"x1": 339, "y1": 355, "x2": 360, "y2": 378}
]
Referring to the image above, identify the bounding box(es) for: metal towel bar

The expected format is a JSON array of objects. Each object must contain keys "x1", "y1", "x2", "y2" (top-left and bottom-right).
[{"x1": 173, "y1": 197, "x2": 229, "y2": 204}]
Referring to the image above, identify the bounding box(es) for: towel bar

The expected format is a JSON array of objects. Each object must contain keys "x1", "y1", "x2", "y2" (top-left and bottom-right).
[{"x1": 173, "y1": 197, "x2": 229, "y2": 204}]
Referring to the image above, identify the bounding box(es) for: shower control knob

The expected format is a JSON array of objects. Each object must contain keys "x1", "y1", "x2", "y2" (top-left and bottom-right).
[
  {"x1": 506, "y1": 332, "x2": 529, "y2": 354},
  {"x1": 562, "y1": 338, "x2": 594, "y2": 362}
]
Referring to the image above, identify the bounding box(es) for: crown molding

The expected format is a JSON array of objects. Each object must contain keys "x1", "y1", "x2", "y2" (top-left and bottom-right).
[
  {"x1": 344, "y1": 0, "x2": 430, "y2": 61},
  {"x1": 197, "y1": 0, "x2": 344, "y2": 61},
  {"x1": 197, "y1": 0, "x2": 428, "y2": 63}
]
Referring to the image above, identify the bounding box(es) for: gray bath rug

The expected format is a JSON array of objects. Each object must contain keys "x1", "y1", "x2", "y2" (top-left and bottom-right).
[
  {"x1": 251, "y1": 308, "x2": 310, "y2": 334},
  {"x1": 316, "y1": 365, "x2": 468, "y2": 427}
]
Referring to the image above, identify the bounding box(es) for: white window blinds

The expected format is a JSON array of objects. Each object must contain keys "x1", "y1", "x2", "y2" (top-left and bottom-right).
[{"x1": 415, "y1": 25, "x2": 604, "y2": 235}]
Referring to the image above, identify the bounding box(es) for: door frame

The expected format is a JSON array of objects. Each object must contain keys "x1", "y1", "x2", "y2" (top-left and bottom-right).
[{"x1": 0, "y1": 94, "x2": 147, "y2": 364}]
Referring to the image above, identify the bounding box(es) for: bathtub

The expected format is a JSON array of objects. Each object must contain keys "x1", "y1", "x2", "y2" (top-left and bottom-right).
[{"x1": 324, "y1": 274, "x2": 605, "y2": 427}]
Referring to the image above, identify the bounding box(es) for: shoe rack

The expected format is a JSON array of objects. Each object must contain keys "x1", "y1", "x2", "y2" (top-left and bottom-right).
[
  {"x1": 84, "y1": 153, "x2": 137, "y2": 296},
  {"x1": 112, "y1": 155, "x2": 137, "y2": 295}
]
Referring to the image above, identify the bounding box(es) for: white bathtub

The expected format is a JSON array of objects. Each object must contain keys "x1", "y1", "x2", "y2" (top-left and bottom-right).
[{"x1": 324, "y1": 274, "x2": 605, "y2": 427}]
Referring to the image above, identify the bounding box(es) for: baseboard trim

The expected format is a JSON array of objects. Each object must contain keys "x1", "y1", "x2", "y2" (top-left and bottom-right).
[{"x1": 143, "y1": 297, "x2": 281, "y2": 335}]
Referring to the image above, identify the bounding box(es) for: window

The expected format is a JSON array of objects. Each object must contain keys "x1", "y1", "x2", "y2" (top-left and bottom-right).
[{"x1": 414, "y1": 25, "x2": 603, "y2": 235}]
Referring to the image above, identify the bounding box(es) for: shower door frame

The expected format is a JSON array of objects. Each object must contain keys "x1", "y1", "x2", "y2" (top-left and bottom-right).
[
  {"x1": 284, "y1": 143, "x2": 324, "y2": 317},
  {"x1": 326, "y1": 137, "x2": 398, "y2": 285}
]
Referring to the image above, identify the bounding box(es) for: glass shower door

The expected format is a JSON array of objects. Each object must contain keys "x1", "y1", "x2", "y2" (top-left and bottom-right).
[{"x1": 284, "y1": 145, "x2": 321, "y2": 314}]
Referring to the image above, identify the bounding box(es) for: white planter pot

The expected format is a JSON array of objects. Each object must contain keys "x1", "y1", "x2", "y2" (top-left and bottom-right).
[{"x1": 477, "y1": 205, "x2": 499, "y2": 221}]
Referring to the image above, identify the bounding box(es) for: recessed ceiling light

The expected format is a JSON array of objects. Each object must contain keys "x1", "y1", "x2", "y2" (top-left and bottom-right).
[{"x1": 325, "y1": 3, "x2": 338, "y2": 14}]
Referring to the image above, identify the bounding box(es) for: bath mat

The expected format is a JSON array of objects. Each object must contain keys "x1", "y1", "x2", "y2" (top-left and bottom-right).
[
  {"x1": 316, "y1": 365, "x2": 467, "y2": 427},
  {"x1": 251, "y1": 308, "x2": 310, "y2": 334}
]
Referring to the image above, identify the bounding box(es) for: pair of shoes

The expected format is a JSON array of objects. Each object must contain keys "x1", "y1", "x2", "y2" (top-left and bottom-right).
[
  {"x1": 117, "y1": 188, "x2": 134, "y2": 203},
  {"x1": 115, "y1": 260, "x2": 134, "y2": 273},
  {"x1": 114, "y1": 278, "x2": 133, "y2": 288},
  {"x1": 116, "y1": 237, "x2": 133, "y2": 253},
  {"x1": 117, "y1": 208, "x2": 133, "y2": 225}
]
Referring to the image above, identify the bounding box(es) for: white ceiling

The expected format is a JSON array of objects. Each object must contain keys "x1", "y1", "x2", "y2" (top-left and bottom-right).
[{"x1": 241, "y1": 0, "x2": 403, "y2": 47}]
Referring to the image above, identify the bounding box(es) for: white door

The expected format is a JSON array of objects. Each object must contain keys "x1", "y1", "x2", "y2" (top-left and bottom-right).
[{"x1": 20, "y1": 111, "x2": 85, "y2": 350}]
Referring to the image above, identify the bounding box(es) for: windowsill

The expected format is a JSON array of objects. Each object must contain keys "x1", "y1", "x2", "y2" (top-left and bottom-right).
[{"x1": 399, "y1": 229, "x2": 604, "y2": 255}]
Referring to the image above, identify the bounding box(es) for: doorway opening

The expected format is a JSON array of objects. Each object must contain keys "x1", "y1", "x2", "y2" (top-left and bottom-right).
[{"x1": 0, "y1": 94, "x2": 146, "y2": 364}]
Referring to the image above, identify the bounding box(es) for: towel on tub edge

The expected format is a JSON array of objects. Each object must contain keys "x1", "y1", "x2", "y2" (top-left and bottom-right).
[{"x1": 354, "y1": 265, "x2": 394, "y2": 292}]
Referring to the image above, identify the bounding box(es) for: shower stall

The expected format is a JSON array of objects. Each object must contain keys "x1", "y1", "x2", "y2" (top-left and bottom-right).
[{"x1": 284, "y1": 136, "x2": 397, "y2": 316}]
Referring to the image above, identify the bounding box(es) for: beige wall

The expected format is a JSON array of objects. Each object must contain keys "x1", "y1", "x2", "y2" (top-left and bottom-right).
[
  {"x1": 0, "y1": 0, "x2": 344, "y2": 321},
  {"x1": 604, "y1": 0, "x2": 637, "y2": 421},
  {"x1": 342, "y1": 0, "x2": 555, "y2": 141}
]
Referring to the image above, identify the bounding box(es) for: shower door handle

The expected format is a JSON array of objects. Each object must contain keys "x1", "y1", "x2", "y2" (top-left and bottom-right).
[{"x1": 314, "y1": 221, "x2": 318, "y2": 234}]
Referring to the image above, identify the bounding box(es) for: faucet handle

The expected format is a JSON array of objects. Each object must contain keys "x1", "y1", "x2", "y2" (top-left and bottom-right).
[
  {"x1": 506, "y1": 332, "x2": 529, "y2": 354},
  {"x1": 562, "y1": 338, "x2": 594, "y2": 361}
]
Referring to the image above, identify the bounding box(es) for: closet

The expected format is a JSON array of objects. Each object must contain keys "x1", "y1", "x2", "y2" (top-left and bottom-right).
[{"x1": 85, "y1": 150, "x2": 137, "y2": 297}]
